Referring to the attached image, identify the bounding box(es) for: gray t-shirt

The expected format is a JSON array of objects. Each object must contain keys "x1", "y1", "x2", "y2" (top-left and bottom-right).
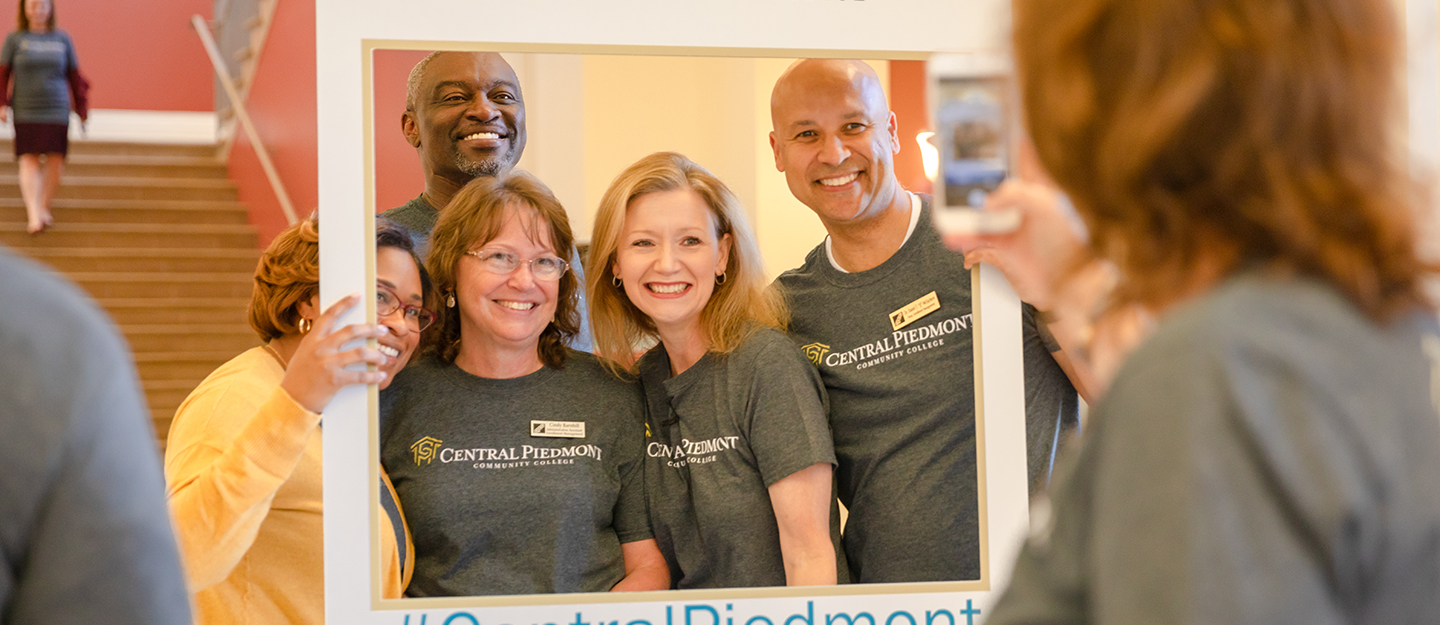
[
  {"x1": 382, "y1": 193, "x2": 595, "y2": 352},
  {"x1": 0, "y1": 30, "x2": 77, "y2": 124},
  {"x1": 379, "y1": 195, "x2": 439, "y2": 254},
  {"x1": 775, "y1": 195, "x2": 1078, "y2": 583},
  {"x1": 990, "y1": 275, "x2": 1440, "y2": 625},
  {"x1": 0, "y1": 247, "x2": 192, "y2": 624},
  {"x1": 638, "y1": 327, "x2": 843, "y2": 588},
  {"x1": 380, "y1": 351, "x2": 650, "y2": 596}
]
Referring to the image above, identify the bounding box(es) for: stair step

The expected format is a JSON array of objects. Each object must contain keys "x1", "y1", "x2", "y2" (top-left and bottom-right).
[
  {"x1": 0, "y1": 139, "x2": 220, "y2": 158},
  {"x1": 23, "y1": 248, "x2": 259, "y2": 273},
  {"x1": 0, "y1": 176, "x2": 237, "y2": 201},
  {"x1": 68, "y1": 272, "x2": 254, "y2": 299},
  {"x1": 120, "y1": 324, "x2": 259, "y2": 354},
  {"x1": 0, "y1": 197, "x2": 250, "y2": 225},
  {"x1": 0, "y1": 162, "x2": 228, "y2": 179},
  {"x1": 134, "y1": 350, "x2": 242, "y2": 381},
  {"x1": 99, "y1": 298, "x2": 252, "y2": 325},
  {"x1": 0, "y1": 223, "x2": 257, "y2": 249},
  {"x1": 144, "y1": 380, "x2": 209, "y2": 414},
  {"x1": 0, "y1": 153, "x2": 227, "y2": 177},
  {"x1": 105, "y1": 300, "x2": 250, "y2": 324},
  {"x1": 152, "y1": 409, "x2": 174, "y2": 437},
  {"x1": 0, "y1": 205, "x2": 248, "y2": 225},
  {"x1": 0, "y1": 175, "x2": 233, "y2": 188}
]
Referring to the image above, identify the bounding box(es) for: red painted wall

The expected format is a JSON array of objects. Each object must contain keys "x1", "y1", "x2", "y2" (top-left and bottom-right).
[
  {"x1": 0, "y1": 0, "x2": 213, "y2": 111},
  {"x1": 374, "y1": 49, "x2": 428, "y2": 213},
  {"x1": 226, "y1": 0, "x2": 315, "y2": 243},
  {"x1": 890, "y1": 60, "x2": 931, "y2": 195}
]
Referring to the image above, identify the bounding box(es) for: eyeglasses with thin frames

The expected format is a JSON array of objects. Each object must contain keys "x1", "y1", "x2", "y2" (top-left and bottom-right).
[
  {"x1": 377, "y1": 286, "x2": 436, "y2": 332},
  {"x1": 465, "y1": 249, "x2": 570, "y2": 281}
]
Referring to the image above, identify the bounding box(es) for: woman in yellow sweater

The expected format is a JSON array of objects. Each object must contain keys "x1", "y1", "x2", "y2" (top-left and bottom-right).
[{"x1": 165, "y1": 217, "x2": 436, "y2": 623}]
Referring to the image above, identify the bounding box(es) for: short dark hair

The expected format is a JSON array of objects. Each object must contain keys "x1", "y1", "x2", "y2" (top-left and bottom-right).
[{"x1": 376, "y1": 217, "x2": 435, "y2": 312}]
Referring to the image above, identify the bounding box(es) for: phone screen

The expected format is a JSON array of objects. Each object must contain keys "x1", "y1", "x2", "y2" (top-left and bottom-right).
[{"x1": 934, "y1": 76, "x2": 1010, "y2": 210}]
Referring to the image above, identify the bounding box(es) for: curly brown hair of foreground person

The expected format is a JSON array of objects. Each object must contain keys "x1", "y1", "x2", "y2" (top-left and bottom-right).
[
  {"x1": 423, "y1": 172, "x2": 580, "y2": 368},
  {"x1": 1014, "y1": 0, "x2": 1434, "y2": 321}
]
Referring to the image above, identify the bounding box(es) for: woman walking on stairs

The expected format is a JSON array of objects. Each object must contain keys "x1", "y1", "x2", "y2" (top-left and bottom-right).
[{"x1": 0, "y1": 0, "x2": 88, "y2": 234}]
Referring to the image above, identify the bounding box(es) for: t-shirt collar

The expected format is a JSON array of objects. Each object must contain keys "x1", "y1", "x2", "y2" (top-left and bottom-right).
[{"x1": 824, "y1": 191, "x2": 922, "y2": 274}]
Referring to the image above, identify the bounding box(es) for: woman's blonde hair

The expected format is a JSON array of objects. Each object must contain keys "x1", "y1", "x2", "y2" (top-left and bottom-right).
[
  {"x1": 424, "y1": 172, "x2": 580, "y2": 369},
  {"x1": 587, "y1": 151, "x2": 786, "y2": 372},
  {"x1": 248, "y1": 217, "x2": 320, "y2": 341},
  {"x1": 1014, "y1": 0, "x2": 1433, "y2": 319}
]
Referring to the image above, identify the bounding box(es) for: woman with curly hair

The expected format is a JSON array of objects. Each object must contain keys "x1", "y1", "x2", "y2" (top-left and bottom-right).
[
  {"x1": 968, "y1": 0, "x2": 1440, "y2": 621},
  {"x1": 166, "y1": 217, "x2": 434, "y2": 623}
]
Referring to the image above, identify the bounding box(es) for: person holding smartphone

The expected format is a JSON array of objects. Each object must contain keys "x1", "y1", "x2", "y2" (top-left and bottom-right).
[{"x1": 981, "y1": 0, "x2": 1440, "y2": 621}]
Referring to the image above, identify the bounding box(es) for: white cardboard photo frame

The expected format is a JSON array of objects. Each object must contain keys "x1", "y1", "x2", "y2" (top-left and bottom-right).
[{"x1": 319, "y1": 1, "x2": 1030, "y2": 623}]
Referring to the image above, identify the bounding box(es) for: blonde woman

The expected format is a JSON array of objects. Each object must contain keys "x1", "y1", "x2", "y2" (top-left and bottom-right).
[{"x1": 588, "y1": 151, "x2": 841, "y2": 588}]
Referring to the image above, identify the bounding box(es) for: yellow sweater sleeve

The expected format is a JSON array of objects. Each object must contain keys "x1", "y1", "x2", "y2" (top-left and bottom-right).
[
  {"x1": 379, "y1": 469, "x2": 413, "y2": 598},
  {"x1": 164, "y1": 359, "x2": 322, "y2": 592}
]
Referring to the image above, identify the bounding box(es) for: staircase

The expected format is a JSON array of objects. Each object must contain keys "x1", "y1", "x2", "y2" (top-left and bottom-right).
[{"x1": 1, "y1": 140, "x2": 262, "y2": 448}]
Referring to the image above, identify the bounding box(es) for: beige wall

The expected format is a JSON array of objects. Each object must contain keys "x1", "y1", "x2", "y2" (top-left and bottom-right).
[{"x1": 510, "y1": 53, "x2": 889, "y2": 279}]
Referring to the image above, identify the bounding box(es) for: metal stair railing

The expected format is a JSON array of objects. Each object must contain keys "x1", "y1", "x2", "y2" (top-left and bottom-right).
[{"x1": 189, "y1": 13, "x2": 298, "y2": 226}]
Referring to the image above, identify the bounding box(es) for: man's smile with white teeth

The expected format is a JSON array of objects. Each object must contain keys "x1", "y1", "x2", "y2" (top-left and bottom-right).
[
  {"x1": 647, "y1": 283, "x2": 689, "y2": 294},
  {"x1": 818, "y1": 172, "x2": 860, "y2": 187},
  {"x1": 497, "y1": 300, "x2": 536, "y2": 311},
  {"x1": 463, "y1": 131, "x2": 502, "y2": 140}
]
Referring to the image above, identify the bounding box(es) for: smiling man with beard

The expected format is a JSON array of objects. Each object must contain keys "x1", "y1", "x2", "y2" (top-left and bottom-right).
[
  {"x1": 383, "y1": 51, "x2": 526, "y2": 244},
  {"x1": 384, "y1": 50, "x2": 590, "y2": 349}
]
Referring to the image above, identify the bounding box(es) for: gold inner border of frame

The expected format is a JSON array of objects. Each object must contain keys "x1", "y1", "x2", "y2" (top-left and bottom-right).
[{"x1": 362, "y1": 38, "x2": 991, "y2": 611}]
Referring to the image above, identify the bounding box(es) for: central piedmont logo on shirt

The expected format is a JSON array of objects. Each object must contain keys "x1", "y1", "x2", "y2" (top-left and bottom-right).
[
  {"x1": 411, "y1": 436, "x2": 443, "y2": 466},
  {"x1": 647, "y1": 435, "x2": 741, "y2": 468},
  {"x1": 412, "y1": 439, "x2": 604, "y2": 469},
  {"x1": 800, "y1": 342, "x2": 831, "y2": 366},
  {"x1": 813, "y1": 312, "x2": 973, "y2": 371}
]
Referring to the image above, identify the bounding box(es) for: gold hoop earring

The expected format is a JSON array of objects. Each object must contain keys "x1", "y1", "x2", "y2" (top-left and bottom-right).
[
  {"x1": 298, "y1": 318, "x2": 313, "y2": 334},
  {"x1": 715, "y1": 272, "x2": 727, "y2": 285},
  {"x1": 612, "y1": 275, "x2": 623, "y2": 288},
  {"x1": 446, "y1": 293, "x2": 456, "y2": 308}
]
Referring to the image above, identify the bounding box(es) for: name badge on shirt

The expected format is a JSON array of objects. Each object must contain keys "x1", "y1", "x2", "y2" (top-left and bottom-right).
[
  {"x1": 531, "y1": 420, "x2": 586, "y2": 439},
  {"x1": 890, "y1": 291, "x2": 941, "y2": 331}
]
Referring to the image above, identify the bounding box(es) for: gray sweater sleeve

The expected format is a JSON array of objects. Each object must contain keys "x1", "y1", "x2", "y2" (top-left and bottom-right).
[
  {"x1": 0, "y1": 251, "x2": 192, "y2": 625},
  {"x1": 992, "y1": 339, "x2": 1353, "y2": 624},
  {"x1": 991, "y1": 295, "x2": 1440, "y2": 625}
]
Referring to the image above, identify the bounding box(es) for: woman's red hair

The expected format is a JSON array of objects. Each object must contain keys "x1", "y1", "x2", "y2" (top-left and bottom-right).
[{"x1": 1014, "y1": 0, "x2": 1434, "y2": 320}]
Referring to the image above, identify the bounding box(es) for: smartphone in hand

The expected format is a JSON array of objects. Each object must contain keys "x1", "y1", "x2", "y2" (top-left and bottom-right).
[{"x1": 928, "y1": 60, "x2": 1020, "y2": 236}]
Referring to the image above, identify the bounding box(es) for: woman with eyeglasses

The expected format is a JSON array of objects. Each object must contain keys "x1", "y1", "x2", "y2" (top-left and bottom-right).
[
  {"x1": 380, "y1": 171, "x2": 668, "y2": 596},
  {"x1": 165, "y1": 217, "x2": 435, "y2": 624}
]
